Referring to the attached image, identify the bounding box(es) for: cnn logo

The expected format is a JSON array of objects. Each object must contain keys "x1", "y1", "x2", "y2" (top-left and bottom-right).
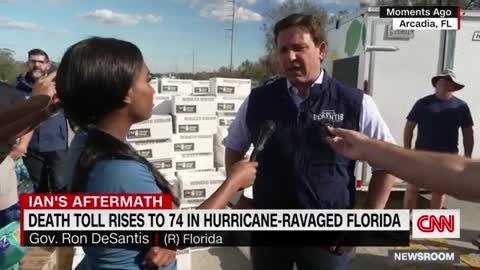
[{"x1": 412, "y1": 210, "x2": 460, "y2": 239}]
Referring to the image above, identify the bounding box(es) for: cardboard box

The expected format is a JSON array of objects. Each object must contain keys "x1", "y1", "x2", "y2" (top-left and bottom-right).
[
  {"x1": 177, "y1": 171, "x2": 225, "y2": 205},
  {"x1": 209, "y1": 77, "x2": 251, "y2": 96},
  {"x1": 177, "y1": 248, "x2": 191, "y2": 270},
  {"x1": 127, "y1": 115, "x2": 173, "y2": 141},
  {"x1": 160, "y1": 78, "x2": 192, "y2": 95},
  {"x1": 152, "y1": 159, "x2": 175, "y2": 176},
  {"x1": 150, "y1": 78, "x2": 159, "y2": 94},
  {"x1": 190, "y1": 168, "x2": 216, "y2": 172},
  {"x1": 130, "y1": 139, "x2": 175, "y2": 175},
  {"x1": 217, "y1": 167, "x2": 226, "y2": 175},
  {"x1": 130, "y1": 140, "x2": 173, "y2": 161},
  {"x1": 172, "y1": 96, "x2": 216, "y2": 115},
  {"x1": 214, "y1": 128, "x2": 253, "y2": 167},
  {"x1": 174, "y1": 152, "x2": 214, "y2": 172},
  {"x1": 216, "y1": 96, "x2": 247, "y2": 113},
  {"x1": 217, "y1": 115, "x2": 236, "y2": 130},
  {"x1": 152, "y1": 95, "x2": 172, "y2": 114},
  {"x1": 174, "y1": 115, "x2": 217, "y2": 135},
  {"x1": 173, "y1": 134, "x2": 214, "y2": 154},
  {"x1": 191, "y1": 80, "x2": 210, "y2": 96},
  {"x1": 179, "y1": 203, "x2": 199, "y2": 209},
  {"x1": 164, "y1": 173, "x2": 179, "y2": 200}
]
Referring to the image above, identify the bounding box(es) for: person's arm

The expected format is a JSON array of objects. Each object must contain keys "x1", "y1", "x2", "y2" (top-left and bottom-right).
[
  {"x1": 367, "y1": 140, "x2": 479, "y2": 202},
  {"x1": 0, "y1": 72, "x2": 58, "y2": 143},
  {"x1": 462, "y1": 127, "x2": 474, "y2": 158},
  {"x1": 461, "y1": 104, "x2": 474, "y2": 158},
  {"x1": 359, "y1": 95, "x2": 397, "y2": 209},
  {"x1": 9, "y1": 131, "x2": 33, "y2": 160},
  {"x1": 403, "y1": 121, "x2": 416, "y2": 149},
  {"x1": 328, "y1": 128, "x2": 480, "y2": 202},
  {"x1": 0, "y1": 95, "x2": 52, "y2": 143},
  {"x1": 196, "y1": 158, "x2": 256, "y2": 209}
]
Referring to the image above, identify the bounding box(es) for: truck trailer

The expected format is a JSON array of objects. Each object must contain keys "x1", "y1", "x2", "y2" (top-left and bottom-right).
[{"x1": 324, "y1": 7, "x2": 480, "y2": 191}]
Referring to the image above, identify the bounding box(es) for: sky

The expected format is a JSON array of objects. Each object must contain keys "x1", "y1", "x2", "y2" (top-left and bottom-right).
[{"x1": 0, "y1": 0, "x2": 360, "y2": 73}]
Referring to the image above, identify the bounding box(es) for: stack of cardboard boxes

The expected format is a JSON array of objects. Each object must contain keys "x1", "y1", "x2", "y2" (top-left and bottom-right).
[
  {"x1": 211, "y1": 78, "x2": 253, "y2": 200},
  {"x1": 126, "y1": 77, "x2": 253, "y2": 269}
]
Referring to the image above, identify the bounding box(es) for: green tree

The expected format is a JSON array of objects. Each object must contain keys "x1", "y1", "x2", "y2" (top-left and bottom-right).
[{"x1": 0, "y1": 48, "x2": 25, "y2": 84}]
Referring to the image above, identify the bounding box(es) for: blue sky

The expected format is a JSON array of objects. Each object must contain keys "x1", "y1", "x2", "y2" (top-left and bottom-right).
[{"x1": 0, "y1": 0, "x2": 359, "y2": 73}]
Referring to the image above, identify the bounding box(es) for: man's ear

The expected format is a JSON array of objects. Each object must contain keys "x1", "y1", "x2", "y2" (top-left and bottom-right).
[{"x1": 317, "y1": 41, "x2": 328, "y2": 62}]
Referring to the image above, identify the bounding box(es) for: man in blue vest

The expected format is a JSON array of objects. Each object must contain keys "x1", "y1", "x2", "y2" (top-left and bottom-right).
[
  {"x1": 13, "y1": 49, "x2": 69, "y2": 193},
  {"x1": 224, "y1": 14, "x2": 397, "y2": 270}
]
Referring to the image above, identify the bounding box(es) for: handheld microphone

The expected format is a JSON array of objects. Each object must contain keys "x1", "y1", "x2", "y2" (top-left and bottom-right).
[
  {"x1": 230, "y1": 120, "x2": 276, "y2": 204},
  {"x1": 250, "y1": 120, "x2": 276, "y2": 162}
]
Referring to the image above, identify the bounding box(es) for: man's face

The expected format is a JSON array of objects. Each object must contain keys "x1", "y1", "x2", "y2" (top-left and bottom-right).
[
  {"x1": 436, "y1": 77, "x2": 457, "y2": 92},
  {"x1": 276, "y1": 26, "x2": 326, "y2": 86},
  {"x1": 27, "y1": 54, "x2": 50, "y2": 80}
]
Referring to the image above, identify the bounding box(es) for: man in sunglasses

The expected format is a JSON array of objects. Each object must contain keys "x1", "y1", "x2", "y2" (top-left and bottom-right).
[
  {"x1": 403, "y1": 69, "x2": 474, "y2": 210},
  {"x1": 13, "y1": 49, "x2": 69, "y2": 194}
]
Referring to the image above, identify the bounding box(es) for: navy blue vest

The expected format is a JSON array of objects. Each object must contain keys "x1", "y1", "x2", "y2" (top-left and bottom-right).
[
  {"x1": 246, "y1": 74, "x2": 363, "y2": 209},
  {"x1": 16, "y1": 76, "x2": 68, "y2": 152}
]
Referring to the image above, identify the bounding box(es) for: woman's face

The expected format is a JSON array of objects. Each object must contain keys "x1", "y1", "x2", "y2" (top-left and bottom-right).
[{"x1": 127, "y1": 63, "x2": 155, "y2": 123}]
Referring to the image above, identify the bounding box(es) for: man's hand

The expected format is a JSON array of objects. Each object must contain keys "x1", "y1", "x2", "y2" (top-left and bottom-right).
[
  {"x1": 32, "y1": 72, "x2": 58, "y2": 101},
  {"x1": 326, "y1": 128, "x2": 371, "y2": 160},
  {"x1": 9, "y1": 144, "x2": 27, "y2": 160},
  {"x1": 142, "y1": 247, "x2": 176, "y2": 267}
]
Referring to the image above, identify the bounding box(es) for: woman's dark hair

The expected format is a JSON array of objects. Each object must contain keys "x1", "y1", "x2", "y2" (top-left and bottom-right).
[{"x1": 56, "y1": 37, "x2": 178, "y2": 205}]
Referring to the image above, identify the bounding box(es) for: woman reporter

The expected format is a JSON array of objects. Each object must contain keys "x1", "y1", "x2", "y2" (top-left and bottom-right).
[{"x1": 55, "y1": 37, "x2": 257, "y2": 270}]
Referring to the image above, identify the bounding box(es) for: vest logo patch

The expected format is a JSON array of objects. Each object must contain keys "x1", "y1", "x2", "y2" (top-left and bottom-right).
[{"x1": 313, "y1": 110, "x2": 344, "y2": 123}]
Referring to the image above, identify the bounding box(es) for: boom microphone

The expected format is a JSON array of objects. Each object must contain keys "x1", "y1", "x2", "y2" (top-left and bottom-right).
[{"x1": 250, "y1": 120, "x2": 276, "y2": 162}]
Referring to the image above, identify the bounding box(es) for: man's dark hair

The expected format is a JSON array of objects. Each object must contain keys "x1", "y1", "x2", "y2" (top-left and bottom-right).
[
  {"x1": 274, "y1": 13, "x2": 327, "y2": 46},
  {"x1": 28, "y1": 49, "x2": 50, "y2": 62},
  {"x1": 56, "y1": 37, "x2": 179, "y2": 205}
]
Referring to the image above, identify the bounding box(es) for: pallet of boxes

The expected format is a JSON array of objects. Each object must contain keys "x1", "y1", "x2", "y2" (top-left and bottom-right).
[
  {"x1": 165, "y1": 77, "x2": 252, "y2": 266},
  {"x1": 211, "y1": 78, "x2": 253, "y2": 261},
  {"x1": 70, "y1": 77, "x2": 193, "y2": 270}
]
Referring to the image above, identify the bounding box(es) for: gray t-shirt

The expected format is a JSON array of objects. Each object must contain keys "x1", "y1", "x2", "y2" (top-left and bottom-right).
[{"x1": 0, "y1": 82, "x2": 24, "y2": 162}]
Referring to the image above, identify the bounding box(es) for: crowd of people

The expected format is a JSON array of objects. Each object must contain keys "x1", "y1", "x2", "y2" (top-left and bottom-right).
[{"x1": 0, "y1": 12, "x2": 478, "y2": 270}]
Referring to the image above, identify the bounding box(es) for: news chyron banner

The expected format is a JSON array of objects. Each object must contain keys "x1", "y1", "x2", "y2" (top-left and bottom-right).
[
  {"x1": 20, "y1": 194, "x2": 412, "y2": 247},
  {"x1": 380, "y1": 6, "x2": 461, "y2": 30}
]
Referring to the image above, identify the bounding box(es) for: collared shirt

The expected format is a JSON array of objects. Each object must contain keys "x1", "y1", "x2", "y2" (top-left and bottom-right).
[
  {"x1": 223, "y1": 70, "x2": 396, "y2": 172},
  {"x1": 287, "y1": 70, "x2": 325, "y2": 107}
]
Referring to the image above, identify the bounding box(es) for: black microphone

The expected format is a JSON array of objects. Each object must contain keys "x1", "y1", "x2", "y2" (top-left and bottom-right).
[{"x1": 250, "y1": 120, "x2": 276, "y2": 162}]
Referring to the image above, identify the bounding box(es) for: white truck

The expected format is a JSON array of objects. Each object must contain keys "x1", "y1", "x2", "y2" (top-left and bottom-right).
[{"x1": 324, "y1": 7, "x2": 480, "y2": 191}]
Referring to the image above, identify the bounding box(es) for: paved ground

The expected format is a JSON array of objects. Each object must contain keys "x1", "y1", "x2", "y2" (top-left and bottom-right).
[{"x1": 20, "y1": 192, "x2": 480, "y2": 270}]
